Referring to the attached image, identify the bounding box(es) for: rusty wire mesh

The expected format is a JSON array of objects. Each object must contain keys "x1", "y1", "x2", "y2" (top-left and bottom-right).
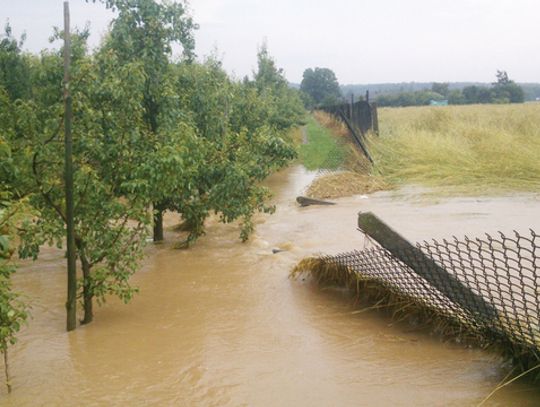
[{"x1": 318, "y1": 229, "x2": 540, "y2": 355}]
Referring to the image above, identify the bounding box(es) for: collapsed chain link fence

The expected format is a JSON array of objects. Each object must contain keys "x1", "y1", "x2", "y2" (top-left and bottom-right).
[{"x1": 316, "y1": 229, "x2": 539, "y2": 360}]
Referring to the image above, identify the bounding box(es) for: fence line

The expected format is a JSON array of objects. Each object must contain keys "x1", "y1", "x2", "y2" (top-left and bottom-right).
[{"x1": 321, "y1": 100, "x2": 378, "y2": 164}]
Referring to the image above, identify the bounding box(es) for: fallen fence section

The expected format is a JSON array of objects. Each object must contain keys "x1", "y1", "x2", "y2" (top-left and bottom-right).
[{"x1": 298, "y1": 213, "x2": 540, "y2": 372}]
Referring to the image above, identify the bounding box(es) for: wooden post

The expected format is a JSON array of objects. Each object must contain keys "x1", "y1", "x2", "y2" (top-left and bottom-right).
[
  {"x1": 63, "y1": 1, "x2": 77, "y2": 332},
  {"x1": 350, "y1": 93, "x2": 355, "y2": 127},
  {"x1": 357, "y1": 212, "x2": 497, "y2": 322},
  {"x1": 370, "y1": 102, "x2": 379, "y2": 135}
]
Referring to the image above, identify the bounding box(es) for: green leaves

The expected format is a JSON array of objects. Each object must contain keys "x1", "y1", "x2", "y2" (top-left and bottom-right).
[
  {"x1": 160, "y1": 48, "x2": 303, "y2": 243},
  {"x1": 1, "y1": 1, "x2": 304, "y2": 332},
  {"x1": 0, "y1": 200, "x2": 29, "y2": 353},
  {"x1": 300, "y1": 67, "x2": 341, "y2": 108}
]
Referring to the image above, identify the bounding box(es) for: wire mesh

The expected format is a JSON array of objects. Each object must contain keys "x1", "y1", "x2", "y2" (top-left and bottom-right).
[{"x1": 317, "y1": 229, "x2": 540, "y2": 354}]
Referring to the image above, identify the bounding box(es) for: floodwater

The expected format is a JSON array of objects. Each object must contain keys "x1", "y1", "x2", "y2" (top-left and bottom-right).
[{"x1": 5, "y1": 165, "x2": 540, "y2": 406}]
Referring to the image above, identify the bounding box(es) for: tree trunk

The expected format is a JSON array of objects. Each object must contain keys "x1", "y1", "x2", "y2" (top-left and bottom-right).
[
  {"x1": 153, "y1": 205, "x2": 164, "y2": 242},
  {"x1": 3, "y1": 345, "x2": 11, "y2": 394},
  {"x1": 81, "y1": 258, "x2": 93, "y2": 325}
]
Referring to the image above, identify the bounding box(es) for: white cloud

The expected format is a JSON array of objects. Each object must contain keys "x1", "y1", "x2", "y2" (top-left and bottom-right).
[{"x1": 3, "y1": 0, "x2": 540, "y2": 83}]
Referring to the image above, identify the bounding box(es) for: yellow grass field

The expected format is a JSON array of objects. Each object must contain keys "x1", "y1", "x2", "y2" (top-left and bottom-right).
[{"x1": 369, "y1": 103, "x2": 540, "y2": 193}]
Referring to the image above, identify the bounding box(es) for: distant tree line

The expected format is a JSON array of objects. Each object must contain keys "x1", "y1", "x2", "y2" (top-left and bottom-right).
[
  {"x1": 375, "y1": 71, "x2": 525, "y2": 107},
  {"x1": 297, "y1": 67, "x2": 528, "y2": 109},
  {"x1": 342, "y1": 80, "x2": 540, "y2": 103}
]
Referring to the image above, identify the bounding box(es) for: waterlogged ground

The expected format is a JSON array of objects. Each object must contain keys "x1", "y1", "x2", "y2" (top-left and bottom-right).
[{"x1": 5, "y1": 165, "x2": 540, "y2": 406}]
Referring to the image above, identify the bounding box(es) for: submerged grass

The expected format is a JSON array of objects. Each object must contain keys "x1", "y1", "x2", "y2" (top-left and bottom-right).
[
  {"x1": 291, "y1": 258, "x2": 487, "y2": 344},
  {"x1": 370, "y1": 104, "x2": 540, "y2": 193},
  {"x1": 291, "y1": 257, "x2": 540, "y2": 383}
]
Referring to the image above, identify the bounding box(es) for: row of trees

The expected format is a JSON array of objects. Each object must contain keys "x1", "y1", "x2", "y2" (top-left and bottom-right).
[
  {"x1": 297, "y1": 67, "x2": 527, "y2": 108},
  {"x1": 0, "y1": 0, "x2": 305, "y2": 389},
  {"x1": 376, "y1": 71, "x2": 525, "y2": 107}
]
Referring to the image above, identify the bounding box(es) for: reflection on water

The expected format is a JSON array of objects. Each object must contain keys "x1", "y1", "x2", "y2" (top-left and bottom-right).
[{"x1": 6, "y1": 165, "x2": 540, "y2": 406}]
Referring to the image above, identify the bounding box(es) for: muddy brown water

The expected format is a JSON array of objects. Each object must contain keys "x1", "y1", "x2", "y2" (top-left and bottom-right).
[{"x1": 5, "y1": 165, "x2": 540, "y2": 406}]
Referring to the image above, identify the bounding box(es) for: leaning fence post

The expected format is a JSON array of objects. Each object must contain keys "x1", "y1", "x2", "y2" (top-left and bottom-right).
[
  {"x1": 338, "y1": 110, "x2": 373, "y2": 164},
  {"x1": 350, "y1": 94, "x2": 354, "y2": 125},
  {"x1": 370, "y1": 102, "x2": 379, "y2": 135},
  {"x1": 357, "y1": 212, "x2": 497, "y2": 324}
]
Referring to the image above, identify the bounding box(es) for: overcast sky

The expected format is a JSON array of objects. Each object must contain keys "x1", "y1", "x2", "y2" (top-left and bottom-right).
[{"x1": 2, "y1": 0, "x2": 540, "y2": 84}]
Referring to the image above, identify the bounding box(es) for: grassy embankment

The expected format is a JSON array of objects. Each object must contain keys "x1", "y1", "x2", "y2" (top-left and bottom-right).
[
  {"x1": 297, "y1": 113, "x2": 386, "y2": 198},
  {"x1": 298, "y1": 114, "x2": 345, "y2": 171},
  {"x1": 370, "y1": 103, "x2": 540, "y2": 194}
]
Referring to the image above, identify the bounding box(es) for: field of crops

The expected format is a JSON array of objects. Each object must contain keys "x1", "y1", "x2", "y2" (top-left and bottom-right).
[{"x1": 370, "y1": 103, "x2": 540, "y2": 193}]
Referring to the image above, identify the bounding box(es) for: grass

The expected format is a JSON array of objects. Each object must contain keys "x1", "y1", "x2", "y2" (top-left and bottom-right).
[
  {"x1": 298, "y1": 112, "x2": 387, "y2": 199},
  {"x1": 370, "y1": 103, "x2": 540, "y2": 193},
  {"x1": 298, "y1": 115, "x2": 347, "y2": 171}
]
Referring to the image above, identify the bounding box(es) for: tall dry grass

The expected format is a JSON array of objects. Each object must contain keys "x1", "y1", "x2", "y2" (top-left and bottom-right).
[{"x1": 370, "y1": 103, "x2": 540, "y2": 193}]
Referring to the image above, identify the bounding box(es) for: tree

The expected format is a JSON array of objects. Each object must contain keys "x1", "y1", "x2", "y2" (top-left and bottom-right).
[
  {"x1": 10, "y1": 33, "x2": 156, "y2": 325},
  {"x1": 376, "y1": 90, "x2": 445, "y2": 107},
  {"x1": 94, "y1": 0, "x2": 198, "y2": 241},
  {"x1": 495, "y1": 70, "x2": 510, "y2": 85},
  {"x1": 448, "y1": 89, "x2": 466, "y2": 105},
  {"x1": 492, "y1": 70, "x2": 524, "y2": 103},
  {"x1": 0, "y1": 114, "x2": 29, "y2": 391},
  {"x1": 431, "y1": 82, "x2": 449, "y2": 98},
  {"x1": 0, "y1": 199, "x2": 29, "y2": 393},
  {"x1": 0, "y1": 23, "x2": 31, "y2": 101},
  {"x1": 2, "y1": 3, "x2": 303, "y2": 330},
  {"x1": 252, "y1": 44, "x2": 305, "y2": 130},
  {"x1": 300, "y1": 67, "x2": 341, "y2": 107},
  {"x1": 0, "y1": 34, "x2": 31, "y2": 390},
  {"x1": 253, "y1": 43, "x2": 287, "y2": 92},
  {"x1": 167, "y1": 49, "x2": 301, "y2": 244},
  {"x1": 462, "y1": 85, "x2": 493, "y2": 104}
]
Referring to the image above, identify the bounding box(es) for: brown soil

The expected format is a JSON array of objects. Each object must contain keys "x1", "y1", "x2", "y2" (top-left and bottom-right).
[{"x1": 306, "y1": 171, "x2": 388, "y2": 199}]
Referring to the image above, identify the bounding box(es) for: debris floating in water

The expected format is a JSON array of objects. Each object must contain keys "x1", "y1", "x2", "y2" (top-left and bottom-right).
[{"x1": 296, "y1": 196, "x2": 336, "y2": 207}]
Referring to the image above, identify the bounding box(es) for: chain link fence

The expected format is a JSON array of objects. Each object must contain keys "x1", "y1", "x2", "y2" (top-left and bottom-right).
[{"x1": 302, "y1": 229, "x2": 539, "y2": 369}]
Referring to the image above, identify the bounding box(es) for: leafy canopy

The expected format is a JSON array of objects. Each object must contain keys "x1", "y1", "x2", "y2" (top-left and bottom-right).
[{"x1": 300, "y1": 67, "x2": 341, "y2": 107}]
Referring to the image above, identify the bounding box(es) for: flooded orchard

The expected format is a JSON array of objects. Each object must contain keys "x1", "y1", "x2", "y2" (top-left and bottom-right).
[{"x1": 7, "y1": 166, "x2": 540, "y2": 406}]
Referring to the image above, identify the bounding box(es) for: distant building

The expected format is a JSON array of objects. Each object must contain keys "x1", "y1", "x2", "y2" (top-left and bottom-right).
[{"x1": 429, "y1": 100, "x2": 448, "y2": 106}]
